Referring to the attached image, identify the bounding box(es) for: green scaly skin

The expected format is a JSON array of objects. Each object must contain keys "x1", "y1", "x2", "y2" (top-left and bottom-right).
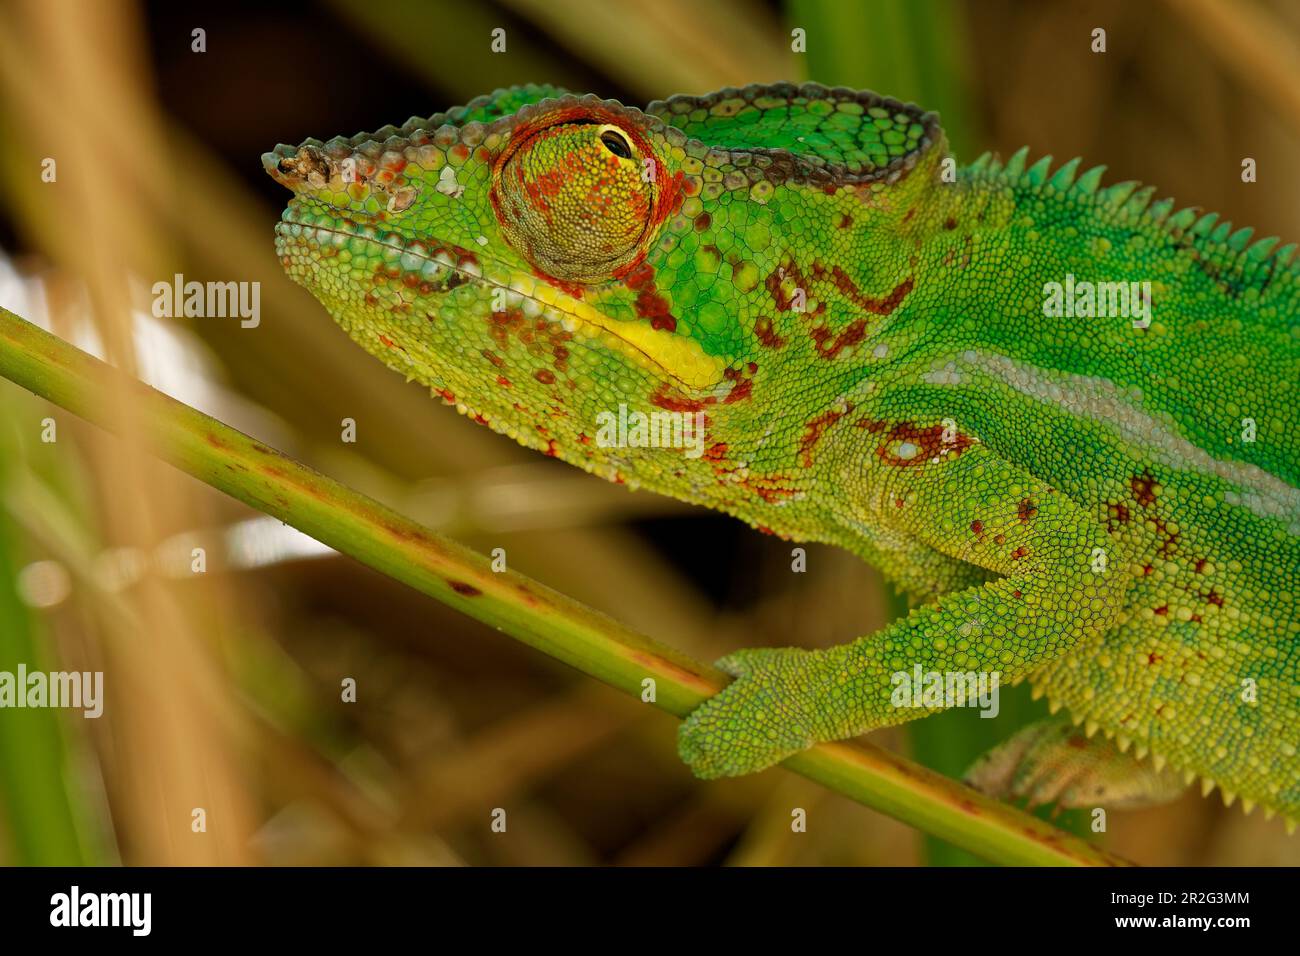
[{"x1": 265, "y1": 83, "x2": 1299, "y2": 825}]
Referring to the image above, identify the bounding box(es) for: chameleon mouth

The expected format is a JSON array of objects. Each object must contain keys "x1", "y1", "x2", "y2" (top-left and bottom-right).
[{"x1": 273, "y1": 201, "x2": 728, "y2": 393}]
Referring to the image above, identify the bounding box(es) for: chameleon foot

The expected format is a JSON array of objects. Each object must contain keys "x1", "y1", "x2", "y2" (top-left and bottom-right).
[
  {"x1": 678, "y1": 646, "x2": 828, "y2": 779},
  {"x1": 963, "y1": 717, "x2": 1188, "y2": 810}
]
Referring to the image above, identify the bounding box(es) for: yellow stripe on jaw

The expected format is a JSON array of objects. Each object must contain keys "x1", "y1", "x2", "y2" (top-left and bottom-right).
[{"x1": 516, "y1": 275, "x2": 728, "y2": 391}]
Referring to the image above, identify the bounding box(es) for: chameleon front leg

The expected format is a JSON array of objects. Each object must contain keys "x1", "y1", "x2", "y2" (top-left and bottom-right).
[{"x1": 678, "y1": 443, "x2": 1133, "y2": 779}]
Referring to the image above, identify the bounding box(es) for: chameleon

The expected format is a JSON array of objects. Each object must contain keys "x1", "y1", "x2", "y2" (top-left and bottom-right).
[{"x1": 264, "y1": 82, "x2": 1299, "y2": 826}]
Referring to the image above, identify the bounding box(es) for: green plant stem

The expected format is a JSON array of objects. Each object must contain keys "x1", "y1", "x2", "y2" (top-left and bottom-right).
[{"x1": 0, "y1": 306, "x2": 1129, "y2": 866}]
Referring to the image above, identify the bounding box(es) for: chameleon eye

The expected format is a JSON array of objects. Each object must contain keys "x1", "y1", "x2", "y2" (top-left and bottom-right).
[
  {"x1": 600, "y1": 129, "x2": 633, "y2": 160},
  {"x1": 492, "y1": 118, "x2": 656, "y2": 283}
]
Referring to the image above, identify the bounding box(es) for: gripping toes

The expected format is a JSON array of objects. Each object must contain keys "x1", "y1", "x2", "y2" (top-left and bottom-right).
[{"x1": 677, "y1": 646, "x2": 825, "y2": 779}]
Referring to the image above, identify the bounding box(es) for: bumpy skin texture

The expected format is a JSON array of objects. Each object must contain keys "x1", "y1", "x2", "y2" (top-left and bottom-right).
[{"x1": 266, "y1": 83, "x2": 1299, "y2": 824}]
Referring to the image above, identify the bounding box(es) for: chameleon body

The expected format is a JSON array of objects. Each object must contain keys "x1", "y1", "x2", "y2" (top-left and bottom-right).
[{"x1": 265, "y1": 83, "x2": 1299, "y2": 824}]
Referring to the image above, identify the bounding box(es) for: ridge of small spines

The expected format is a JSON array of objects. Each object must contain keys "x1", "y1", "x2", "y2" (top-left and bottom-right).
[
  {"x1": 966, "y1": 147, "x2": 1300, "y2": 280},
  {"x1": 1023, "y1": 678, "x2": 1298, "y2": 832},
  {"x1": 269, "y1": 83, "x2": 568, "y2": 166}
]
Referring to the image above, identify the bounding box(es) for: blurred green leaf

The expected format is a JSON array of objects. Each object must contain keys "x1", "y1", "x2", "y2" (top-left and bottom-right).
[{"x1": 0, "y1": 398, "x2": 100, "y2": 865}]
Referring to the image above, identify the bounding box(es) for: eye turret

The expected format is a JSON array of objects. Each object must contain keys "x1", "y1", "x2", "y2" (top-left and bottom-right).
[{"x1": 492, "y1": 119, "x2": 655, "y2": 283}]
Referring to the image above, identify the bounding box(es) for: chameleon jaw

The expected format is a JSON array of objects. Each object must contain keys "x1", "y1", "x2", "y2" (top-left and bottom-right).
[
  {"x1": 276, "y1": 202, "x2": 728, "y2": 394},
  {"x1": 504, "y1": 274, "x2": 728, "y2": 392}
]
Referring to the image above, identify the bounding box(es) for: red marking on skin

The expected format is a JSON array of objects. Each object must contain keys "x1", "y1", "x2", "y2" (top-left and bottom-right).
[
  {"x1": 859, "y1": 419, "x2": 976, "y2": 467},
  {"x1": 488, "y1": 308, "x2": 523, "y2": 349},
  {"x1": 836, "y1": 213, "x2": 853, "y2": 229},
  {"x1": 1141, "y1": 564, "x2": 1154, "y2": 576},
  {"x1": 533, "y1": 268, "x2": 586, "y2": 300},
  {"x1": 1105, "y1": 501, "x2": 1131, "y2": 532},
  {"x1": 970, "y1": 520, "x2": 984, "y2": 536},
  {"x1": 1131, "y1": 470, "x2": 1159, "y2": 507},
  {"x1": 653, "y1": 168, "x2": 687, "y2": 226},
  {"x1": 544, "y1": 439, "x2": 559, "y2": 457},
  {"x1": 1154, "y1": 605, "x2": 1169, "y2": 617},
  {"x1": 448, "y1": 580, "x2": 481, "y2": 596},
  {"x1": 825, "y1": 270, "x2": 914, "y2": 315},
  {"x1": 438, "y1": 389, "x2": 456, "y2": 405},
  {"x1": 754, "y1": 484, "x2": 797, "y2": 504},
  {"x1": 798, "y1": 405, "x2": 853, "y2": 466},
  {"x1": 993, "y1": 534, "x2": 1006, "y2": 545},
  {"x1": 694, "y1": 212, "x2": 711, "y2": 231},
  {"x1": 1190, "y1": 614, "x2": 1203, "y2": 623},
  {"x1": 894, "y1": 498, "x2": 905, "y2": 508},
  {"x1": 378, "y1": 333, "x2": 402, "y2": 350},
  {"x1": 1151, "y1": 515, "x2": 1180, "y2": 556},
  {"x1": 1018, "y1": 498, "x2": 1038, "y2": 523},
  {"x1": 650, "y1": 385, "x2": 712, "y2": 413},
  {"x1": 1205, "y1": 590, "x2": 1225, "y2": 607},
  {"x1": 944, "y1": 217, "x2": 958, "y2": 230},
  {"x1": 810, "y1": 318, "x2": 867, "y2": 359},
  {"x1": 765, "y1": 266, "x2": 801, "y2": 312},
  {"x1": 1010, "y1": 546, "x2": 1029, "y2": 561},
  {"x1": 473, "y1": 413, "x2": 490, "y2": 426},
  {"x1": 623, "y1": 260, "x2": 678, "y2": 332},
  {"x1": 1011, "y1": 589, "x2": 1022, "y2": 599},
  {"x1": 724, "y1": 378, "x2": 753, "y2": 404},
  {"x1": 482, "y1": 349, "x2": 505, "y2": 369},
  {"x1": 902, "y1": 208, "x2": 916, "y2": 224},
  {"x1": 1194, "y1": 558, "x2": 1208, "y2": 573},
  {"x1": 534, "y1": 369, "x2": 557, "y2": 385},
  {"x1": 754, "y1": 315, "x2": 787, "y2": 349},
  {"x1": 577, "y1": 433, "x2": 591, "y2": 445},
  {"x1": 756, "y1": 525, "x2": 776, "y2": 536},
  {"x1": 769, "y1": 263, "x2": 914, "y2": 356},
  {"x1": 450, "y1": 144, "x2": 470, "y2": 164},
  {"x1": 496, "y1": 376, "x2": 512, "y2": 388},
  {"x1": 703, "y1": 441, "x2": 797, "y2": 505},
  {"x1": 721, "y1": 366, "x2": 754, "y2": 404},
  {"x1": 1147, "y1": 653, "x2": 1164, "y2": 666}
]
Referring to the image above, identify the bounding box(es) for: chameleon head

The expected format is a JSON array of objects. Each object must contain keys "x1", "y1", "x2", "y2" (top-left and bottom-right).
[{"x1": 264, "y1": 84, "x2": 941, "y2": 523}]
